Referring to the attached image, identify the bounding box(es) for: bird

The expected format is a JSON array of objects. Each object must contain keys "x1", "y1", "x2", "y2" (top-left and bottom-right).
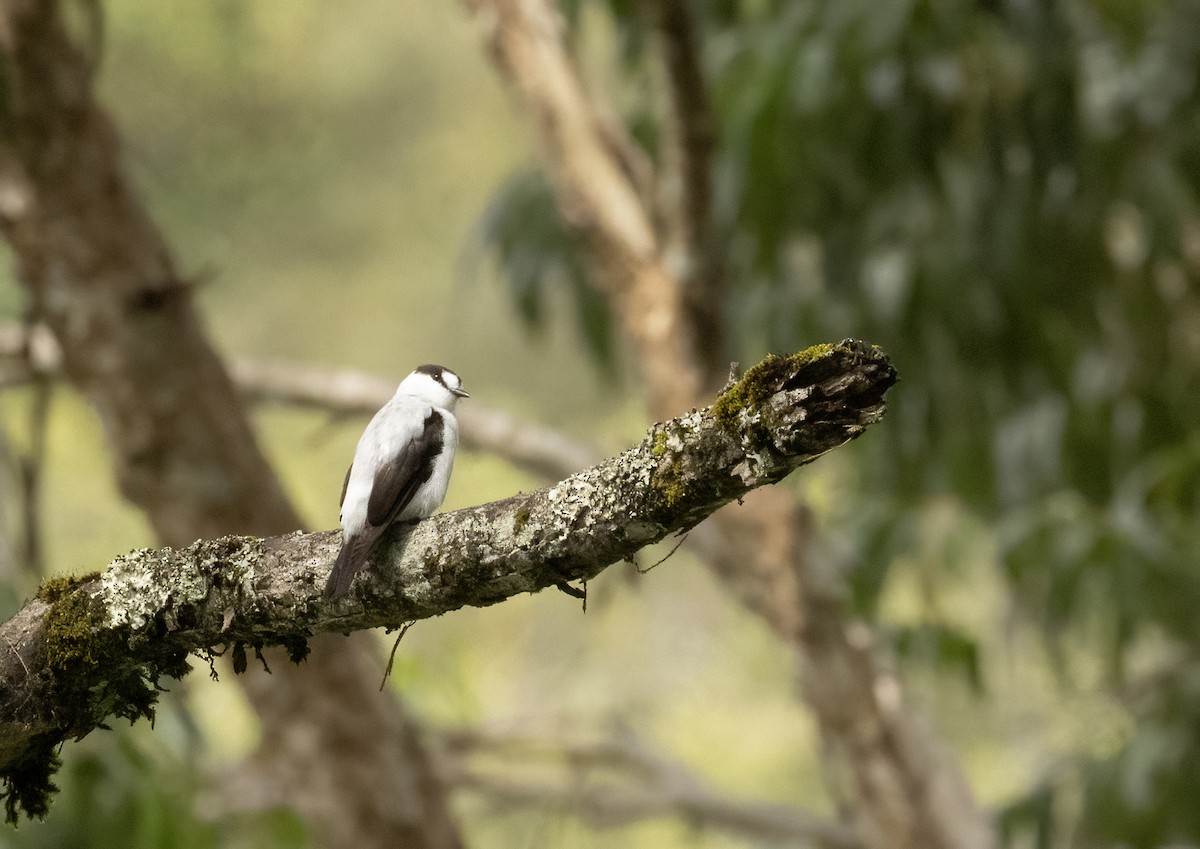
[{"x1": 325, "y1": 364, "x2": 469, "y2": 598}]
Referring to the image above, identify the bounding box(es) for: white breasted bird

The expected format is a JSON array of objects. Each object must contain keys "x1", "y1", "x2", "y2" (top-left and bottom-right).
[{"x1": 325, "y1": 364, "x2": 469, "y2": 598}]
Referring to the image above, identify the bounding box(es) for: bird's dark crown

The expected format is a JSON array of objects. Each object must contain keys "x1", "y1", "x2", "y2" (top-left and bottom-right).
[{"x1": 415, "y1": 363, "x2": 457, "y2": 388}]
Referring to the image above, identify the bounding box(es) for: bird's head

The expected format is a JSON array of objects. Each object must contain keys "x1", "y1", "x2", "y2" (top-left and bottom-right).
[{"x1": 399, "y1": 364, "x2": 470, "y2": 409}]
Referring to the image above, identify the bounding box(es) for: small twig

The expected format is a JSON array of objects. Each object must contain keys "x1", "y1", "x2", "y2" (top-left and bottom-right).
[
  {"x1": 0, "y1": 422, "x2": 20, "y2": 581},
  {"x1": 202, "y1": 649, "x2": 220, "y2": 681},
  {"x1": 379, "y1": 621, "x2": 414, "y2": 691},
  {"x1": 636, "y1": 531, "x2": 689, "y2": 575},
  {"x1": 554, "y1": 580, "x2": 587, "y2": 613},
  {"x1": 0, "y1": 319, "x2": 56, "y2": 583}
]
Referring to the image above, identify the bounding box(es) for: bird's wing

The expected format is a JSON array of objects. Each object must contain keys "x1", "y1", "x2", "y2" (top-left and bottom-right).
[
  {"x1": 366, "y1": 409, "x2": 444, "y2": 528},
  {"x1": 339, "y1": 463, "x2": 352, "y2": 508}
]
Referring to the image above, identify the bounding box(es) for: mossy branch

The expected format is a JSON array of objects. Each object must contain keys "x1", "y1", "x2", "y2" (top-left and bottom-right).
[{"x1": 0, "y1": 340, "x2": 895, "y2": 822}]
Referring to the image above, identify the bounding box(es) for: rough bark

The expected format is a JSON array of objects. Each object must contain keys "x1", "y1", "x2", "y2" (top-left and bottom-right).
[
  {"x1": 0, "y1": 3, "x2": 461, "y2": 845},
  {"x1": 0, "y1": 341, "x2": 894, "y2": 819}
]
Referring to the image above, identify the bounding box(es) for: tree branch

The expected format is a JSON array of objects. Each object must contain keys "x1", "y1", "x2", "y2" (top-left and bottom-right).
[
  {"x1": 232, "y1": 357, "x2": 600, "y2": 480},
  {"x1": 0, "y1": 324, "x2": 599, "y2": 481},
  {"x1": 0, "y1": 341, "x2": 893, "y2": 819},
  {"x1": 439, "y1": 728, "x2": 861, "y2": 849}
]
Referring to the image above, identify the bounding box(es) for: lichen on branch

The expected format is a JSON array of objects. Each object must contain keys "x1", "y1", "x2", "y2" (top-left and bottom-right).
[{"x1": 0, "y1": 340, "x2": 895, "y2": 823}]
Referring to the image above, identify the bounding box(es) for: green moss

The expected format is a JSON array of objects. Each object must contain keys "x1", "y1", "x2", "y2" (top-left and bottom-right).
[
  {"x1": 1, "y1": 736, "x2": 60, "y2": 825},
  {"x1": 792, "y1": 341, "x2": 838, "y2": 365},
  {"x1": 35, "y1": 572, "x2": 101, "y2": 605},
  {"x1": 712, "y1": 343, "x2": 837, "y2": 430},
  {"x1": 513, "y1": 506, "x2": 532, "y2": 534},
  {"x1": 41, "y1": 582, "x2": 177, "y2": 725},
  {"x1": 648, "y1": 447, "x2": 731, "y2": 518},
  {"x1": 42, "y1": 582, "x2": 108, "y2": 675},
  {"x1": 644, "y1": 344, "x2": 844, "y2": 518},
  {"x1": 3, "y1": 578, "x2": 192, "y2": 822},
  {"x1": 1, "y1": 586, "x2": 128, "y2": 823},
  {"x1": 647, "y1": 430, "x2": 691, "y2": 512},
  {"x1": 657, "y1": 469, "x2": 686, "y2": 508},
  {"x1": 643, "y1": 424, "x2": 683, "y2": 511}
]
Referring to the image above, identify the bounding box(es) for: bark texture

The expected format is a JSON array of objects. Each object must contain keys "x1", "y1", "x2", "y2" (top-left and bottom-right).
[
  {"x1": 0, "y1": 341, "x2": 894, "y2": 818},
  {"x1": 0, "y1": 3, "x2": 461, "y2": 845}
]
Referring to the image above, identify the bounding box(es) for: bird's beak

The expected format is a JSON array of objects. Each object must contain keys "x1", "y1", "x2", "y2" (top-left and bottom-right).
[{"x1": 452, "y1": 388, "x2": 470, "y2": 398}]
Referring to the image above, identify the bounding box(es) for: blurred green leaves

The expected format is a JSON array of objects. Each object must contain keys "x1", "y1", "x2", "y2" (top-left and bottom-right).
[
  {"x1": 891, "y1": 622, "x2": 984, "y2": 693},
  {"x1": 466, "y1": 168, "x2": 619, "y2": 376}
]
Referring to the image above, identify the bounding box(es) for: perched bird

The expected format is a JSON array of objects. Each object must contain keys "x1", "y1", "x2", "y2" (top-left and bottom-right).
[{"x1": 325, "y1": 364, "x2": 469, "y2": 598}]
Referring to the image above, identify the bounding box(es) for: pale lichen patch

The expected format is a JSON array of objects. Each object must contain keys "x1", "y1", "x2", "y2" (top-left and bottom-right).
[
  {"x1": 396, "y1": 571, "x2": 434, "y2": 606},
  {"x1": 98, "y1": 537, "x2": 261, "y2": 632},
  {"x1": 99, "y1": 549, "x2": 182, "y2": 630}
]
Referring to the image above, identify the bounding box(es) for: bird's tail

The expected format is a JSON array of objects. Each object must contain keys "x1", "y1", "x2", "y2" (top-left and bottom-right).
[{"x1": 326, "y1": 535, "x2": 368, "y2": 598}]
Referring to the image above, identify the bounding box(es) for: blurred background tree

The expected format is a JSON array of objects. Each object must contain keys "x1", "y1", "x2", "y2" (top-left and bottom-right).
[
  {"x1": 480, "y1": 0, "x2": 1200, "y2": 844},
  {"x1": 2, "y1": 0, "x2": 1200, "y2": 847}
]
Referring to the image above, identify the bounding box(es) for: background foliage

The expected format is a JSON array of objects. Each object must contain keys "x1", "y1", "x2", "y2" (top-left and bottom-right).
[
  {"x1": 482, "y1": 0, "x2": 1200, "y2": 845},
  {"x1": 2, "y1": 0, "x2": 1200, "y2": 847}
]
